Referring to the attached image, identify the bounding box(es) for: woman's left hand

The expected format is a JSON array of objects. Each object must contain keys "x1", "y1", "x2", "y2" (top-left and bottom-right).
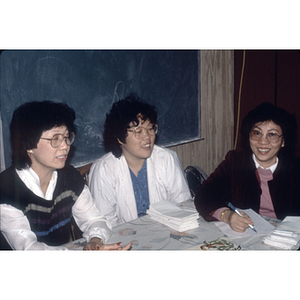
[{"x1": 83, "y1": 237, "x2": 132, "y2": 250}]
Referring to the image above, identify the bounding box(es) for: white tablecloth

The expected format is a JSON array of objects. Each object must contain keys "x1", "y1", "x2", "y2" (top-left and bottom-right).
[{"x1": 65, "y1": 214, "x2": 284, "y2": 250}]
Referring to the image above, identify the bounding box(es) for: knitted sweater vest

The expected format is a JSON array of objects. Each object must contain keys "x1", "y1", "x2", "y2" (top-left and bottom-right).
[{"x1": 0, "y1": 165, "x2": 85, "y2": 247}]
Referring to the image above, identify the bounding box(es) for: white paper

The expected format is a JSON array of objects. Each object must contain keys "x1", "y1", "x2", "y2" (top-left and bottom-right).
[
  {"x1": 146, "y1": 200, "x2": 199, "y2": 232},
  {"x1": 263, "y1": 216, "x2": 300, "y2": 249},
  {"x1": 214, "y1": 208, "x2": 275, "y2": 238},
  {"x1": 278, "y1": 216, "x2": 300, "y2": 231},
  {"x1": 176, "y1": 200, "x2": 198, "y2": 212}
]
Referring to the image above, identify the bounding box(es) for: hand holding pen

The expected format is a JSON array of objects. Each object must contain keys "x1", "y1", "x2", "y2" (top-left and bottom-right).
[{"x1": 225, "y1": 202, "x2": 257, "y2": 233}]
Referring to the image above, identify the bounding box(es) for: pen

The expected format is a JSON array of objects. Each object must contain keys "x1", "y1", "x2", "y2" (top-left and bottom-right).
[{"x1": 227, "y1": 202, "x2": 257, "y2": 233}]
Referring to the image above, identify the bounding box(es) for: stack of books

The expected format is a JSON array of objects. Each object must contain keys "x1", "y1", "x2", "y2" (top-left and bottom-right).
[
  {"x1": 146, "y1": 200, "x2": 199, "y2": 232},
  {"x1": 263, "y1": 216, "x2": 300, "y2": 250}
]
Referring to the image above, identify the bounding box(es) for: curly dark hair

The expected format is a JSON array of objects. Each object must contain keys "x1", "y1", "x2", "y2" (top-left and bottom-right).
[
  {"x1": 103, "y1": 93, "x2": 157, "y2": 158},
  {"x1": 10, "y1": 100, "x2": 76, "y2": 169},
  {"x1": 240, "y1": 102, "x2": 297, "y2": 157}
]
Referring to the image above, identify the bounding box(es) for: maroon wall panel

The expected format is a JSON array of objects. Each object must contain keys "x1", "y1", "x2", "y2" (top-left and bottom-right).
[{"x1": 234, "y1": 50, "x2": 300, "y2": 157}]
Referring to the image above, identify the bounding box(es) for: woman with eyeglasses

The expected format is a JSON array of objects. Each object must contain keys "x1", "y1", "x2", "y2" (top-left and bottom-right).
[
  {"x1": 194, "y1": 102, "x2": 300, "y2": 233},
  {"x1": 0, "y1": 101, "x2": 131, "y2": 250},
  {"x1": 89, "y1": 93, "x2": 191, "y2": 227}
]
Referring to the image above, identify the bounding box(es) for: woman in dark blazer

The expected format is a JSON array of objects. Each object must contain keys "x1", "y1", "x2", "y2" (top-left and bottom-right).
[{"x1": 195, "y1": 102, "x2": 300, "y2": 232}]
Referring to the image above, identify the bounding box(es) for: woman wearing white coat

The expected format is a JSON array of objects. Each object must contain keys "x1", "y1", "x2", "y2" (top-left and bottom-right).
[{"x1": 89, "y1": 94, "x2": 191, "y2": 227}]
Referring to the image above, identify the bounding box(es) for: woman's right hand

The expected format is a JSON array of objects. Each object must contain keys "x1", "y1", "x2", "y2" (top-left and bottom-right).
[{"x1": 221, "y1": 210, "x2": 254, "y2": 233}]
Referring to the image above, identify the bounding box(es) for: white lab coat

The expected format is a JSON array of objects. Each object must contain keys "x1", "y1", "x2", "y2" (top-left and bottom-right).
[{"x1": 89, "y1": 145, "x2": 191, "y2": 227}]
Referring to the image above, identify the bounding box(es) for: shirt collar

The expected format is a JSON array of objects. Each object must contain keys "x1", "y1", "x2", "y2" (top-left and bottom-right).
[
  {"x1": 16, "y1": 167, "x2": 57, "y2": 200},
  {"x1": 252, "y1": 153, "x2": 278, "y2": 173}
]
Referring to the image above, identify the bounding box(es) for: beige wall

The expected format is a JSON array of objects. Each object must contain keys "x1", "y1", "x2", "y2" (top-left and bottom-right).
[{"x1": 169, "y1": 50, "x2": 234, "y2": 175}]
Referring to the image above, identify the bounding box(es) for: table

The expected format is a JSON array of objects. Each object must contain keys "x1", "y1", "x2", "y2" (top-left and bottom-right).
[{"x1": 65, "y1": 213, "x2": 285, "y2": 251}]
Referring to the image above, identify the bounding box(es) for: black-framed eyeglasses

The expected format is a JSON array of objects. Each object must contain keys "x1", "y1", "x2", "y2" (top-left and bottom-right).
[
  {"x1": 250, "y1": 130, "x2": 283, "y2": 143},
  {"x1": 40, "y1": 132, "x2": 75, "y2": 148},
  {"x1": 127, "y1": 124, "x2": 158, "y2": 139}
]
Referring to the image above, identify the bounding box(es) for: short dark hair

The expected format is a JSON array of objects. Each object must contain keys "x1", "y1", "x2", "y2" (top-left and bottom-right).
[
  {"x1": 240, "y1": 102, "x2": 297, "y2": 157},
  {"x1": 10, "y1": 100, "x2": 76, "y2": 169},
  {"x1": 103, "y1": 93, "x2": 157, "y2": 158}
]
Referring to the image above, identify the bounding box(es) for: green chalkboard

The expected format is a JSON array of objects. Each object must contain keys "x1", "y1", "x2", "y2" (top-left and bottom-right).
[{"x1": 0, "y1": 50, "x2": 200, "y2": 168}]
